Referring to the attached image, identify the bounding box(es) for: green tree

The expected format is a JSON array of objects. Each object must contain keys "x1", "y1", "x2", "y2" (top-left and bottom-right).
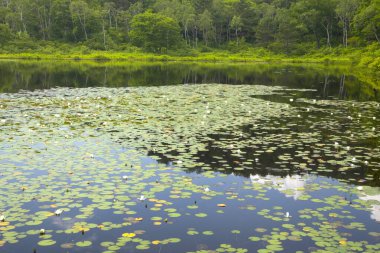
[
  {"x1": 198, "y1": 9, "x2": 214, "y2": 46},
  {"x1": 70, "y1": 0, "x2": 90, "y2": 40},
  {"x1": 292, "y1": 0, "x2": 337, "y2": 48},
  {"x1": 255, "y1": 3, "x2": 277, "y2": 46},
  {"x1": 230, "y1": 15, "x2": 242, "y2": 45},
  {"x1": 354, "y1": 0, "x2": 380, "y2": 44},
  {"x1": 275, "y1": 9, "x2": 306, "y2": 53},
  {"x1": 129, "y1": 11, "x2": 183, "y2": 52},
  {"x1": 336, "y1": 0, "x2": 359, "y2": 47},
  {"x1": 0, "y1": 23, "x2": 13, "y2": 45}
]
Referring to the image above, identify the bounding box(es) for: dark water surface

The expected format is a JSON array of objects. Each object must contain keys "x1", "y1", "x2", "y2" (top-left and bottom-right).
[
  {"x1": 0, "y1": 60, "x2": 379, "y2": 253},
  {"x1": 0, "y1": 60, "x2": 379, "y2": 102}
]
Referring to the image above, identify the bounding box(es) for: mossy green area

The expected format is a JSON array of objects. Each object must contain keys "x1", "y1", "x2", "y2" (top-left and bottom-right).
[{"x1": 0, "y1": 43, "x2": 379, "y2": 71}]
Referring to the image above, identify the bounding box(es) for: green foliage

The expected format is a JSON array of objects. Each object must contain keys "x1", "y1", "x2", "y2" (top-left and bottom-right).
[
  {"x1": 129, "y1": 11, "x2": 183, "y2": 52},
  {"x1": 0, "y1": 0, "x2": 379, "y2": 60},
  {"x1": 0, "y1": 24, "x2": 13, "y2": 45}
]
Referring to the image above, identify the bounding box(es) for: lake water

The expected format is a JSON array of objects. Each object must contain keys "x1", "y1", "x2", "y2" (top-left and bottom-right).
[{"x1": 0, "y1": 60, "x2": 379, "y2": 253}]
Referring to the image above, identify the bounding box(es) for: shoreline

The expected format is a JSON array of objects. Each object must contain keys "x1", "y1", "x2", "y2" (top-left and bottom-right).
[{"x1": 0, "y1": 52, "x2": 355, "y2": 66}]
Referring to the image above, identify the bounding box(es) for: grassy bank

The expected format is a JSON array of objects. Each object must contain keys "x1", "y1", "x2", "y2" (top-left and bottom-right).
[{"x1": 0, "y1": 43, "x2": 379, "y2": 71}]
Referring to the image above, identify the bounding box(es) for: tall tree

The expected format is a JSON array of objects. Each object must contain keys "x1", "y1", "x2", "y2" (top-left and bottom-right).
[
  {"x1": 336, "y1": 0, "x2": 359, "y2": 47},
  {"x1": 198, "y1": 9, "x2": 214, "y2": 46},
  {"x1": 230, "y1": 15, "x2": 242, "y2": 45},
  {"x1": 275, "y1": 9, "x2": 306, "y2": 53},
  {"x1": 129, "y1": 11, "x2": 183, "y2": 52},
  {"x1": 354, "y1": 0, "x2": 380, "y2": 43}
]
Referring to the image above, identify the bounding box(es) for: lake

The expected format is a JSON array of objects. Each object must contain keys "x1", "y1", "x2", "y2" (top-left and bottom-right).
[{"x1": 0, "y1": 60, "x2": 379, "y2": 253}]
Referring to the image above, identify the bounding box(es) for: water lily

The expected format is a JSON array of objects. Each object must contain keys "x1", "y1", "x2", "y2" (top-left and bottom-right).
[
  {"x1": 204, "y1": 187, "x2": 210, "y2": 192},
  {"x1": 122, "y1": 175, "x2": 128, "y2": 180},
  {"x1": 54, "y1": 209, "x2": 63, "y2": 216},
  {"x1": 357, "y1": 186, "x2": 363, "y2": 191},
  {"x1": 285, "y1": 212, "x2": 291, "y2": 218},
  {"x1": 0, "y1": 214, "x2": 5, "y2": 221},
  {"x1": 40, "y1": 229, "x2": 45, "y2": 235},
  {"x1": 138, "y1": 195, "x2": 146, "y2": 201}
]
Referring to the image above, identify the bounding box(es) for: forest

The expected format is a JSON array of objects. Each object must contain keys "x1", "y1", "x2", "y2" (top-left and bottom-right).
[{"x1": 0, "y1": 0, "x2": 379, "y2": 56}]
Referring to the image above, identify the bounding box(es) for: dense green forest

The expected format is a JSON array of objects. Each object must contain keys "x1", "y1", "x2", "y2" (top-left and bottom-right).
[{"x1": 0, "y1": 0, "x2": 379, "y2": 56}]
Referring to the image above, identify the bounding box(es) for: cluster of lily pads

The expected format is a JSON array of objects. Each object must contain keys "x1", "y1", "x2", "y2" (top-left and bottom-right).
[{"x1": 0, "y1": 84, "x2": 379, "y2": 252}]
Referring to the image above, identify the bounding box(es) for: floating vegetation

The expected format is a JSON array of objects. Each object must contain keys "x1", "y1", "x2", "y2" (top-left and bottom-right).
[{"x1": 0, "y1": 84, "x2": 379, "y2": 252}]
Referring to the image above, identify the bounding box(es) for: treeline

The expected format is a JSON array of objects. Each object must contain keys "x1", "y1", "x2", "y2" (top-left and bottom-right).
[{"x1": 0, "y1": 0, "x2": 379, "y2": 53}]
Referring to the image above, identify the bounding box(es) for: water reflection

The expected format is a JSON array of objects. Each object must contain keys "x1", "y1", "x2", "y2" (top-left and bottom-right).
[
  {"x1": 359, "y1": 193, "x2": 380, "y2": 222},
  {"x1": 0, "y1": 60, "x2": 379, "y2": 101},
  {"x1": 250, "y1": 174, "x2": 310, "y2": 200}
]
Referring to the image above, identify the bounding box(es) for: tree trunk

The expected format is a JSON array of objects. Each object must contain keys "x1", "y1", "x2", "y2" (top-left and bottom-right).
[
  {"x1": 102, "y1": 20, "x2": 106, "y2": 50},
  {"x1": 374, "y1": 30, "x2": 380, "y2": 44},
  {"x1": 78, "y1": 13, "x2": 88, "y2": 40},
  {"x1": 194, "y1": 26, "x2": 198, "y2": 48},
  {"x1": 235, "y1": 27, "x2": 238, "y2": 46},
  {"x1": 322, "y1": 22, "x2": 331, "y2": 48}
]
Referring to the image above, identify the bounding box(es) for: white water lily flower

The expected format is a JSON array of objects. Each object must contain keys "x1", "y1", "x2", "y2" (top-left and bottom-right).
[
  {"x1": 138, "y1": 195, "x2": 146, "y2": 201},
  {"x1": 122, "y1": 175, "x2": 128, "y2": 180},
  {"x1": 54, "y1": 209, "x2": 63, "y2": 215},
  {"x1": 285, "y1": 212, "x2": 291, "y2": 218},
  {"x1": 40, "y1": 229, "x2": 45, "y2": 235},
  {"x1": 204, "y1": 187, "x2": 210, "y2": 192},
  {"x1": 357, "y1": 186, "x2": 363, "y2": 191},
  {"x1": 0, "y1": 214, "x2": 5, "y2": 221}
]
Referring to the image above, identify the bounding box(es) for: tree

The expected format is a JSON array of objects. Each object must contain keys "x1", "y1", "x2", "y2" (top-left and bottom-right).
[
  {"x1": 198, "y1": 9, "x2": 214, "y2": 46},
  {"x1": 70, "y1": 0, "x2": 90, "y2": 40},
  {"x1": 129, "y1": 11, "x2": 183, "y2": 52},
  {"x1": 0, "y1": 23, "x2": 13, "y2": 45},
  {"x1": 255, "y1": 3, "x2": 277, "y2": 46},
  {"x1": 51, "y1": 0, "x2": 73, "y2": 41},
  {"x1": 275, "y1": 9, "x2": 306, "y2": 53},
  {"x1": 336, "y1": 0, "x2": 359, "y2": 47},
  {"x1": 292, "y1": 0, "x2": 337, "y2": 48},
  {"x1": 354, "y1": 0, "x2": 380, "y2": 44},
  {"x1": 154, "y1": 0, "x2": 196, "y2": 46},
  {"x1": 231, "y1": 15, "x2": 242, "y2": 45}
]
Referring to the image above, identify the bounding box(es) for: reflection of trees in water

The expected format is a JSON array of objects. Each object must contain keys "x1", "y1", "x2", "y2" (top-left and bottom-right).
[{"x1": 0, "y1": 61, "x2": 378, "y2": 101}]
